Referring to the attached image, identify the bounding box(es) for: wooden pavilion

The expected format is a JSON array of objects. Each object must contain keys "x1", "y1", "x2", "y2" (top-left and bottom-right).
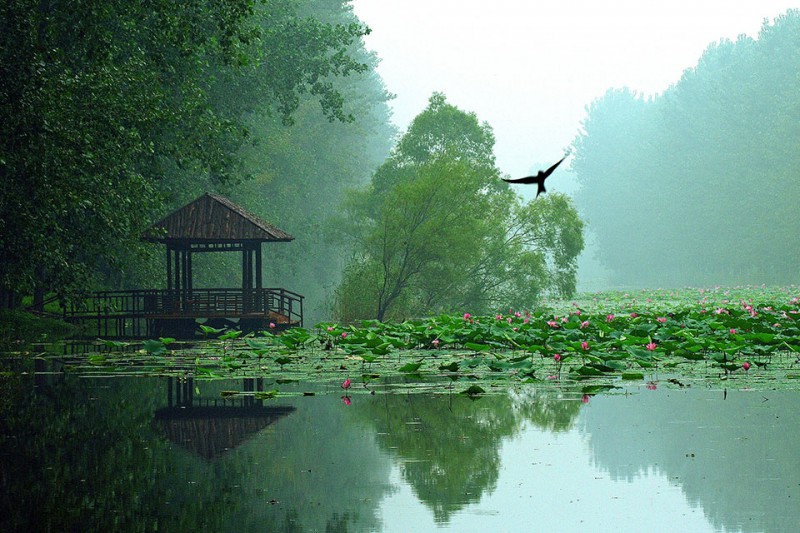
[{"x1": 66, "y1": 193, "x2": 303, "y2": 338}]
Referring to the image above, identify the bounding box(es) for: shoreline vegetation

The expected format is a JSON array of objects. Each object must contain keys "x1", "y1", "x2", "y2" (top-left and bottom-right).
[{"x1": 6, "y1": 285, "x2": 800, "y2": 394}]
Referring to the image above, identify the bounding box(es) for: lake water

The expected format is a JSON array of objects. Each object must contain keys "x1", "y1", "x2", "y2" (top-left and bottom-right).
[{"x1": 1, "y1": 356, "x2": 798, "y2": 532}]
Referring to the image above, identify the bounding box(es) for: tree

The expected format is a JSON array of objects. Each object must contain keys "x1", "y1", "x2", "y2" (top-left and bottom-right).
[
  {"x1": 193, "y1": 0, "x2": 396, "y2": 326},
  {"x1": 334, "y1": 94, "x2": 584, "y2": 321},
  {"x1": 0, "y1": 0, "x2": 374, "y2": 306}
]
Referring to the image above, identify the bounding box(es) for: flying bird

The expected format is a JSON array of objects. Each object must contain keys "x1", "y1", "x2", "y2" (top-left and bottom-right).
[{"x1": 502, "y1": 153, "x2": 569, "y2": 197}]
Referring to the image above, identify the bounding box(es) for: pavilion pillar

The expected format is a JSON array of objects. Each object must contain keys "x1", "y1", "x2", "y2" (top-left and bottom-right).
[
  {"x1": 186, "y1": 248, "x2": 193, "y2": 310},
  {"x1": 242, "y1": 245, "x2": 253, "y2": 312},
  {"x1": 166, "y1": 245, "x2": 172, "y2": 291},
  {"x1": 255, "y1": 243, "x2": 262, "y2": 290}
]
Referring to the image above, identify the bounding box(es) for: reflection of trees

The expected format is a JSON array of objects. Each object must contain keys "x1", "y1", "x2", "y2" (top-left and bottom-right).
[
  {"x1": 220, "y1": 388, "x2": 393, "y2": 532},
  {"x1": 0, "y1": 364, "x2": 394, "y2": 532},
  {"x1": 1, "y1": 355, "x2": 592, "y2": 531},
  {"x1": 510, "y1": 388, "x2": 584, "y2": 432},
  {"x1": 357, "y1": 387, "x2": 584, "y2": 524},
  {"x1": 582, "y1": 389, "x2": 800, "y2": 533},
  {"x1": 0, "y1": 367, "x2": 241, "y2": 531},
  {"x1": 360, "y1": 393, "x2": 516, "y2": 523}
]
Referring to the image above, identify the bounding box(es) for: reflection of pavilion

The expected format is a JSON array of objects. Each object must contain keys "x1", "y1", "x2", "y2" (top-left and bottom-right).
[{"x1": 153, "y1": 377, "x2": 295, "y2": 460}]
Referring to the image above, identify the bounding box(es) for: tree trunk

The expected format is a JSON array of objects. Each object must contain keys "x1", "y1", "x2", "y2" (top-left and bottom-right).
[{"x1": 32, "y1": 265, "x2": 45, "y2": 312}]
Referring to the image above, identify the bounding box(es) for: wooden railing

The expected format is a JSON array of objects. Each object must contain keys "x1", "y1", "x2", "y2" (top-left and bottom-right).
[{"x1": 65, "y1": 288, "x2": 303, "y2": 338}]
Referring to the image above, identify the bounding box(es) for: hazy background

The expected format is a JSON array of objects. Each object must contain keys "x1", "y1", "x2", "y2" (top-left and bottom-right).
[
  {"x1": 352, "y1": 0, "x2": 800, "y2": 291},
  {"x1": 352, "y1": 0, "x2": 797, "y2": 179}
]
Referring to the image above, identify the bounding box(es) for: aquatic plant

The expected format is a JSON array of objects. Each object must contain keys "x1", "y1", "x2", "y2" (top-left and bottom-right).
[{"x1": 59, "y1": 286, "x2": 800, "y2": 395}]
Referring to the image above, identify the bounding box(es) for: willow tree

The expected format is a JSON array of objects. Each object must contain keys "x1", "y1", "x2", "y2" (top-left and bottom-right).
[{"x1": 334, "y1": 94, "x2": 584, "y2": 322}]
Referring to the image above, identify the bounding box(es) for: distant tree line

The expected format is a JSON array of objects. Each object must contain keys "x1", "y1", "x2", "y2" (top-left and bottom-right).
[
  {"x1": 0, "y1": 0, "x2": 393, "y2": 321},
  {"x1": 572, "y1": 10, "x2": 800, "y2": 287}
]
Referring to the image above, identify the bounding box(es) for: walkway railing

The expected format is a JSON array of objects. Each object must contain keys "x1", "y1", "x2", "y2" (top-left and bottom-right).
[{"x1": 64, "y1": 288, "x2": 303, "y2": 338}]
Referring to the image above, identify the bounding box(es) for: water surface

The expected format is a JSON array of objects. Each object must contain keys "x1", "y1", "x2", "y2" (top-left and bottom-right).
[{"x1": 1, "y1": 358, "x2": 797, "y2": 532}]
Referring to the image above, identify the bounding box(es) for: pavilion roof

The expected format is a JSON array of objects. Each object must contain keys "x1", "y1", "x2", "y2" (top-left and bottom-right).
[{"x1": 143, "y1": 192, "x2": 294, "y2": 243}]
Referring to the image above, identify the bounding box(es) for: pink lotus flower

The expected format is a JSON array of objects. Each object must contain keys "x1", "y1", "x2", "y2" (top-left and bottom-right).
[
  {"x1": 341, "y1": 332, "x2": 348, "y2": 338},
  {"x1": 327, "y1": 326, "x2": 334, "y2": 332},
  {"x1": 630, "y1": 312, "x2": 638, "y2": 318},
  {"x1": 646, "y1": 342, "x2": 657, "y2": 351},
  {"x1": 730, "y1": 328, "x2": 736, "y2": 335},
  {"x1": 342, "y1": 378, "x2": 351, "y2": 390},
  {"x1": 581, "y1": 394, "x2": 590, "y2": 404},
  {"x1": 742, "y1": 362, "x2": 751, "y2": 371},
  {"x1": 342, "y1": 396, "x2": 351, "y2": 406},
  {"x1": 547, "y1": 321, "x2": 559, "y2": 328},
  {"x1": 606, "y1": 314, "x2": 615, "y2": 322},
  {"x1": 553, "y1": 353, "x2": 561, "y2": 362},
  {"x1": 269, "y1": 322, "x2": 276, "y2": 329},
  {"x1": 432, "y1": 339, "x2": 440, "y2": 348},
  {"x1": 463, "y1": 313, "x2": 471, "y2": 320},
  {"x1": 547, "y1": 375, "x2": 558, "y2": 380},
  {"x1": 646, "y1": 382, "x2": 657, "y2": 391},
  {"x1": 495, "y1": 314, "x2": 503, "y2": 321},
  {"x1": 656, "y1": 317, "x2": 667, "y2": 323},
  {"x1": 523, "y1": 317, "x2": 530, "y2": 324},
  {"x1": 507, "y1": 317, "x2": 513, "y2": 324},
  {"x1": 580, "y1": 341, "x2": 589, "y2": 351},
  {"x1": 580, "y1": 320, "x2": 589, "y2": 329}
]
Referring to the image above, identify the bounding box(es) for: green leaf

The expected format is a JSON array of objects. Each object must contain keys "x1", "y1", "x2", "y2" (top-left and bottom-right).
[
  {"x1": 398, "y1": 362, "x2": 423, "y2": 373},
  {"x1": 142, "y1": 339, "x2": 167, "y2": 355},
  {"x1": 439, "y1": 361, "x2": 460, "y2": 372},
  {"x1": 621, "y1": 372, "x2": 645, "y2": 380},
  {"x1": 199, "y1": 324, "x2": 225, "y2": 335},
  {"x1": 465, "y1": 342, "x2": 491, "y2": 352},
  {"x1": 99, "y1": 339, "x2": 128, "y2": 349},
  {"x1": 460, "y1": 385, "x2": 486, "y2": 397},
  {"x1": 572, "y1": 365, "x2": 604, "y2": 377}
]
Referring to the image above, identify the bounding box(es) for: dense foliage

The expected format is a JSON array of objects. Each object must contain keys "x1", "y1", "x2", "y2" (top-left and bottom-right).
[
  {"x1": 572, "y1": 9, "x2": 800, "y2": 287},
  {"x1": 0, "y1": 0, "x2": 389, "y2": 313},
  {"x1": 333, "y1": 94, "x2": 585, "y2": 321}
]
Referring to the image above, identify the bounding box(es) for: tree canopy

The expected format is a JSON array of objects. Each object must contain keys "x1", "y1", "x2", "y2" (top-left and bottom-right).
[
  {"x1": 0, "y1": 0, "x2": 388, "y2": 309},
  {"x1": 334, "y1": 94, "x2": 584, "y2": 322}
]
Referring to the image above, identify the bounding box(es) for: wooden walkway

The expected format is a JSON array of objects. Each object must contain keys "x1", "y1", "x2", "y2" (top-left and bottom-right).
[{"x1": 63, "y1": 287, "x2": 303, "y2": 339}]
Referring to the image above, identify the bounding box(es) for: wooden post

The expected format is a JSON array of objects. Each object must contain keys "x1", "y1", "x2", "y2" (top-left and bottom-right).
[
  {"x1": 256, "y1": 243, "x2": 262, "y2": 290},
  {"x1": 166, "y1": 246, "x2": 172, "y2": 291}
]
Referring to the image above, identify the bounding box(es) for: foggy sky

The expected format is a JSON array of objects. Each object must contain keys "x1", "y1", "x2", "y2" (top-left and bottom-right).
[{"x1": 351, "y1": 0, "x2": 799, "y2": 181}]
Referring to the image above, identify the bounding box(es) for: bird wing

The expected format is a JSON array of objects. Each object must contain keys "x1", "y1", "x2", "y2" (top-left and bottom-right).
[
  {"x1": 502, "y1": 175, "x2": 540, "y2": 184},
  {"x1": 540, "y1": 154, "x2": 568, "y2": 179}
]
